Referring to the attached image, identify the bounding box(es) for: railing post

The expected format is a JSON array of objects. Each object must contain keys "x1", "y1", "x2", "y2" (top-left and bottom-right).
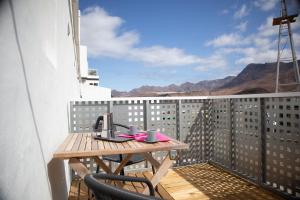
[
  {"x1": 259, "y1": 97, "x2": 266, "y2": 184},
  {"x1": 107, "y1": 100, "x2": 113, "y2": 113},
  {"x1": 176, "y1": 99, "x2": 182, "y2": 166},
  {"x1": 229, "y1": 98, "x2": 235, "y2": 170},
  {"x1": 143, "y1": 100, "x2": 148, "y2": 131},
  {"x1": 176, "y1": 99, "x2": 182, "y2": 141},
  {"x1": 204, "y1": 99, "x2": 213, "y2": 161}
]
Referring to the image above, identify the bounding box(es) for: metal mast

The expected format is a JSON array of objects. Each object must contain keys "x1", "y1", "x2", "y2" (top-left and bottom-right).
[{"x1": 273, "y1": 0, "x2": 300, "y2": 92}]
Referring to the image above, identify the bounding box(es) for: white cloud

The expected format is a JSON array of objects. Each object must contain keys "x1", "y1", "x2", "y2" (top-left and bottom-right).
[
  {"x1": 258, "y1": 15, "x2": 300, "y2": 38},
  {"x1": 234, "y1": 4, "x2": 249, "y2": 19},
  {"x1": 235, "y1": 21, "x2": 248, "y2": 32},
  {"x1": 293, "y1": 33, "x2": 300, "y2": 47},
  {"x1": 205, "y1": 33, "x2": 250, "y2": 47},
  {"x1": 254, "y1": 0, "x2": 277, "y2": 11},
  {"x1": 257, "y1": 16, "x2": 278, "y2": 37},
  {"x1": 194, "y1": 54, "x2": 227, "y2": 71},
  {"x1": 81, "y1": 7, "x2": 139, "y2": 57},
  {"x1": 221, "y1": 9, "x2": 229, "y2": 15},
  {"x1": 206, "y1": 7, "x2": 300, "y2": 67},
  {"x1": 253, "y1": 37, "x2": 275, "y2": 49},
  {"x1": 291, "y1": 15, "x2": 300, "y2": 30},
  {"x1": 129, "y1": 46, "x2": 201, "y2": 66},
  {"x1": 80, "y1": 6, "x2": 228, "y2": 69},
  {"x1": 235, "y1": 49, "x2": 278, "y2": 65}
]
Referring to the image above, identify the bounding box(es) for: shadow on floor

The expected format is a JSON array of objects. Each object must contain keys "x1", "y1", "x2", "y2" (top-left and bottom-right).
[{"x1": 169, "y1": 163, "x2": 283, "y2": 200}]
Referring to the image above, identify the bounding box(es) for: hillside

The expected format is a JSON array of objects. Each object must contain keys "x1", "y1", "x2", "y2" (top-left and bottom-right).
[
  {"x1": 112, "y1": 76, "x2": 235, "y2": 97},
  {"x1": 213, "y1": 60, "x2": 299, "y2": 95},
  {"x1": 112, "y1": 61, "x2": 299, "y2": 97}
]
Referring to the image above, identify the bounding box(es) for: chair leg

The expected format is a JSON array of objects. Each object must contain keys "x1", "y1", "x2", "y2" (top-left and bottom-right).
[
  {"x1": 120, "y1": 168, "x2": 125, "y2": 176},
  {"x1": 77, "y1": 180, "x2": 81, "y2": 200},
  {"x1": 151, "y1": 165, "x2": 155, "y2": 174},
  {"x1": 96, "y1": 165, "x2": 100, "y2": 173},
  {"x1": 151, "y1": 165, "x2": 158, "y2": 191}
]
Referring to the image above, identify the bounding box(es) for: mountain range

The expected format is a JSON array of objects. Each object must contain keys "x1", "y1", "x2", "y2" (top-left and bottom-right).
[{"x1": 112, "y1": 60, "x2": 300, "y2": 97}]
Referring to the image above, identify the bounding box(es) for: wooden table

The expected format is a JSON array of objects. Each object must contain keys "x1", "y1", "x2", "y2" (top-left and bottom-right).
[{"x1": 53, "y1": 133, "x2": 188, "y2": 194}]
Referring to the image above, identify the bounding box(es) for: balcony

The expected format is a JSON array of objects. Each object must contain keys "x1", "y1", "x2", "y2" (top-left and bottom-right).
[
  {"x1": 68, "y1": 93, "x2": 300, "y2": 200},
  {"x1": 88, "y1": 69, "x2": 98, "y2": 76}
]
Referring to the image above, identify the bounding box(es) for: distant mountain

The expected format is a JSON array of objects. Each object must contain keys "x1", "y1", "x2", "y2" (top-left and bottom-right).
[
  {"x1": 112, "y1": 76, "x2": 235, "y2": 97},
  {"x1": 214, "y1": 60, "x2": 300, "y2": 94},
  {"x1": 112, "y1": 60, "x2": 299, "y2": 97}
]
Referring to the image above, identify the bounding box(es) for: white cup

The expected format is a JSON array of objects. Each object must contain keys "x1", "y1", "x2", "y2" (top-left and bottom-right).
[
  {"x1": 128, "y1": 126, "x2": 138, "y2": 135},
  {"x1": 146, "y1": 130, "x2": 157, "y2": 142}
]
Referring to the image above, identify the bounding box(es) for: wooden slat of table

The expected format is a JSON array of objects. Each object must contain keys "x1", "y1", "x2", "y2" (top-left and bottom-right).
[
  {"x1": 71, "y1": 133, "x2": 83, "y2": 151},
  {"x1": 127, "y1": 140, "x2": 138, "y2": 148},
  {"x1": 114, "y1": 141, "x2": 124, "y2": 150},
  {"x1": 108, "y1": 140, "x2": 117, "y2": 150},
  {"x1": 65, "y1": 134, "x2": 78, "y2": 151},
  {"x1": 56, "y1": 134, "x2": 73, "y2": 152},
  {"x1": 97, "y1": 139, "x2": 104, "y2": 149},
  {"x1": 102, "y1": 140, "x2": 110, "y2": 150},
  {"x1": 54, "y1": 133, "x2": 188, "y2": 159},
  {"x1": 85, "y1": 133, "x2": 92, "y2": 151},
  {"x1": 122, "y1": 141, "x2": 130, "y2": 149},
  {"x1": 78, "y1": 133, "x2": 87, "y2": 151},
  {"x1": 91, "y1": 133, "x2": 98, "y2": 150}
]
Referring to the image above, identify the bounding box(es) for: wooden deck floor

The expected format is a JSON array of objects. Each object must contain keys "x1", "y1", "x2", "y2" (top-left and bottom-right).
[{"x1": 69, "y1": 163, "x2": 284, "y2": 200}]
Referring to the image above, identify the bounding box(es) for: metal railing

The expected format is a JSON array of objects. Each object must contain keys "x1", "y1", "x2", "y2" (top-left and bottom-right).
[{"x1": 69, "y1": 92, "x2": 300, "y2": 199}]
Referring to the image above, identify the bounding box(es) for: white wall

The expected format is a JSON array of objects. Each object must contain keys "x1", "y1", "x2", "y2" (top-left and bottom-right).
[
  {"x1": 0, "y1": 0, "x2": 80, "y2": 199},
  {"x1": 80, "y1": 45, "x2": 88, "y2": 77},
  {"x1": 80, "y1": 85, "x2": 112, "y2": 100}
]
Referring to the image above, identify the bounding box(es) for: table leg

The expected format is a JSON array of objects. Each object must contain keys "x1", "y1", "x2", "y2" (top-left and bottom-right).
[
  {"x1": 93, "y1": 155, "x2": 133, "y2": 187},
  {"x1": 113, "y1": 154, "x2": 133, "y2": 175},
  {"x1": 142, "y1": 153, "x2": 173, "y2": 194},
  {"x1": 69, "y1": 158, "x2": 90, "y2": 179},
  {"x1": 93, "y1": 156, "x2": 112, "y2": 174},
  {"x1": 142, "y1": 152, "x2": 160, "y2": 170}
]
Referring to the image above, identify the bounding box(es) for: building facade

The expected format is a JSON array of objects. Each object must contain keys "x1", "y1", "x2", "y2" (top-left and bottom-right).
[{"x1": 0, "y1": 0, "x2": 109, "y2": 199}]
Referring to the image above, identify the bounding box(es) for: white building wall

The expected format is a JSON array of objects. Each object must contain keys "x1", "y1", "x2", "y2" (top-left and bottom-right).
[
  {"x1": 80, "y1": 85, "x2": 112, "y2": 100},
  {"x1": 0, "y1": 0, "x2": 80, "y2": 200},
  {"x1": 79, "y1": 45, "x2": 111, "y2": 98},
  {"x1": 80, "y1": 45, "x2": 88, "y2": 77}
]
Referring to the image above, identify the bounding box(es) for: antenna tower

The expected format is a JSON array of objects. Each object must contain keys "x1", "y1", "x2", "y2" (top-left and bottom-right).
[{"x1": 273, "y1": 0, "x2": 300, "y2": 92}]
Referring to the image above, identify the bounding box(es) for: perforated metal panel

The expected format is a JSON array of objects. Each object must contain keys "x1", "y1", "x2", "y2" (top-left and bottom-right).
[
  {"x1": 178, "y1": 99, "x2": 206, "y2": 165},
  {"x1": 70, "y1": 101, "x2": 108, "y2": 132},
  {"x1": 232, "y1": 98, "x2": 261, "y2": 181},
  {"x1": 147, "y1": 100, "x2": 177, "y2": 138},
  {"x1": 112, "y1": 100, "x2": 147, "y2": 170},
  {"x1": 211, "y1": 99, "x2": 231, "y2": 168},
  {"x1": 146, "y1": 100, "x2": 177, "y2": 163},
  {"x1": 113, "y1": 100, "x2": 145, "y2": 131},
  {"x1": 264, "y1": 97, "x2": 300, "y2": 197}
]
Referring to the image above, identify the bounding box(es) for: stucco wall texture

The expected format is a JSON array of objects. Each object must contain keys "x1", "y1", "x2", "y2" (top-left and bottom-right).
[{"x1": 0, "y1": 0, "x2": 80, "y2": 199}]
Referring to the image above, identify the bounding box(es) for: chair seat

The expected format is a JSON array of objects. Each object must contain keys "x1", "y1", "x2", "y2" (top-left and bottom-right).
[{"x1": 103, "y1": 154, "x2": 145, "y2": 165}]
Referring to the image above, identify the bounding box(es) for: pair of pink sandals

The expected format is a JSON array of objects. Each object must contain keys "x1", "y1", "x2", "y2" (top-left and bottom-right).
[{"x1": 118, "y1": 131, "x2": 170, "y2": 142}]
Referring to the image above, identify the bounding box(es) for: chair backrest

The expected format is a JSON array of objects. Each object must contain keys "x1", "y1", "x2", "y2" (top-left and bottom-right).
[
  {"x1": 94, "y1": 116, "x2": 103, "y2": 132},
  {"x1": 94, "y1": 113, "x2": 114, "y2": 137},
  {"x1": 84, "y1": 174, "x2": 160, "y2": 200}
]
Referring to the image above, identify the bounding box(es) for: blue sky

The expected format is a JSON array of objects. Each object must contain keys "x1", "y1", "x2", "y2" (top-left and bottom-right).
[{"x1": 79, "y1": 0, "x2": 300, "y2": 91}]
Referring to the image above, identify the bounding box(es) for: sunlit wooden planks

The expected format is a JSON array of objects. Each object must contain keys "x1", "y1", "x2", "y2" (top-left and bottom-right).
[
  {"x1": 54, "y1": 132, "x2": 188, "y2": 159},
  {"x1": 68, "y1": 164, "x2": 284, "y2": 200}
]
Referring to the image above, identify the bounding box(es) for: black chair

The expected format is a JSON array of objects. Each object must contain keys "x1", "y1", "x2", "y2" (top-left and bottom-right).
[
  {"x1": 94, "y1": 114, "x2": 147, "y2": 176},
  {"x1": 84, "y1": 173, "x2": 161, "y2": 200}
]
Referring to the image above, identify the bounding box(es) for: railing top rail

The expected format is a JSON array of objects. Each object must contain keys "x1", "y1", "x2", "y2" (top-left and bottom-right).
[{"x1": 72, "y1": 92, "x2": 300, "y2": 101}]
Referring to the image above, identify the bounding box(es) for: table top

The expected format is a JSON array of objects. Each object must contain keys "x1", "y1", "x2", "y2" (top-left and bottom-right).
[{"x1": 53, "y1": 133, "x2": 189, "y2": 159}]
